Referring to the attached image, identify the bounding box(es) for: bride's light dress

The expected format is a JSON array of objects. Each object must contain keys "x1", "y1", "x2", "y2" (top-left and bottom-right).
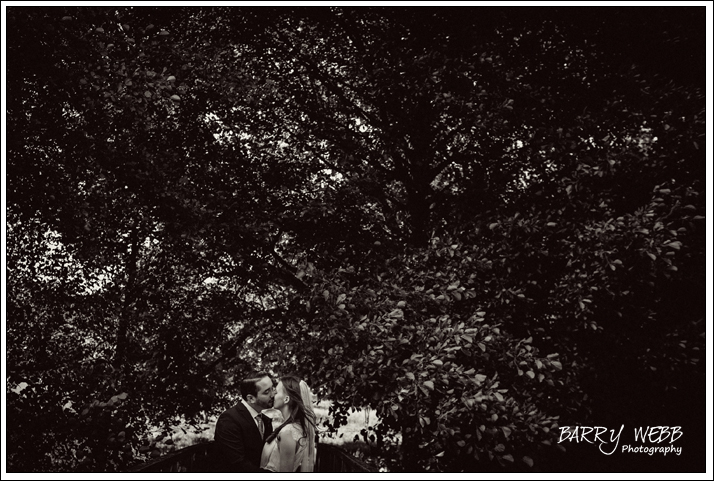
[{"x1": 260, "y1": 422, "x2": 308, "y2": 472}]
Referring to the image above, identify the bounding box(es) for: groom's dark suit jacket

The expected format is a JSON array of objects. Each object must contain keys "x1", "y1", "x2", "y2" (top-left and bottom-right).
[{"x1": 213, "y1": 402, "x2": 274, "y2": 472}]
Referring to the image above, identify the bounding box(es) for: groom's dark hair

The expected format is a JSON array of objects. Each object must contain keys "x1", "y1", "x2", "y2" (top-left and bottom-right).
[{"x1": 240, "y1": 371, "x2": 271, "y2": 400}]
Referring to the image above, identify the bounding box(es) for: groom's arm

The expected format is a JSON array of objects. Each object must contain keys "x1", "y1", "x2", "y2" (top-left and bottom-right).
[{"x1": 214, "y1": 411, "x2": 261, "y2": 472}]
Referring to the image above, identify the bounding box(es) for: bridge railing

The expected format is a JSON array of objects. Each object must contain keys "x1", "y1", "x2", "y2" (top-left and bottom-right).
[
  {"x1": 127, "y1": 442, "x2": 213, "y2": 473},
  {"x1": 314, "y1": 443, "x2": 379, "y2": 473},
  {"x1": 128, "y1": 440, "x2": 377, "y2": 473}
]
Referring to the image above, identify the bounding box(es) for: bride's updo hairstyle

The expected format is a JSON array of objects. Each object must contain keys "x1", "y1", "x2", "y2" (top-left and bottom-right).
[{"x1": 266, "y1": 374, "x2": 316, "y2": 443}]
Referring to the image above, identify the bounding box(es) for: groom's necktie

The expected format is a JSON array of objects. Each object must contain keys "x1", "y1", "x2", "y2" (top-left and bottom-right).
[{"x1": 256, "y1": 414, "x2": 264, "y2": 439}]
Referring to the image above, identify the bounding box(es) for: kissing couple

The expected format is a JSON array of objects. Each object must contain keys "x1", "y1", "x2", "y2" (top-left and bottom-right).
[{"x1": 213, "y1": 371, "x2": 317, "y2": 472}]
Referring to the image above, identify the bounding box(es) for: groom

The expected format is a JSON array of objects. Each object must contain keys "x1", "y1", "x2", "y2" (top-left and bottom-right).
[{"x1": 214, "y1": 371, "x2": 275, "y2": 472}]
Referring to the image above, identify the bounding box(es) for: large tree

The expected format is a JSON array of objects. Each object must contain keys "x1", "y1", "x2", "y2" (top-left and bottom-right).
[{"x1": 6, "y1": 6, "x2": 706, "y2": 472}]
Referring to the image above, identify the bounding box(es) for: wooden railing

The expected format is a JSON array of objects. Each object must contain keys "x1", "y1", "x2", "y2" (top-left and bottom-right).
[
  {"x1": 128, "y1": 441, "x2": 377, "y2": 473},
  {"x1": 314, "y1": 443, "x2": 378, "y2": 473},
  {"x1": 127, "y1": 442, "x2": 213, "y2": 473}
]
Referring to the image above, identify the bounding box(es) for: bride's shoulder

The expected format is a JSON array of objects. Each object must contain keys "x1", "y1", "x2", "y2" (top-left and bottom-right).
[{"x1": 286, "y1": 422, "x2": 306, "y2": 441}]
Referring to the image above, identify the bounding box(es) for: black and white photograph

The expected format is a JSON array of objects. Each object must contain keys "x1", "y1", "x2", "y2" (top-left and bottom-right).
[{"x1": 3, "y1": 1, "x2": 711, "y2": 477}]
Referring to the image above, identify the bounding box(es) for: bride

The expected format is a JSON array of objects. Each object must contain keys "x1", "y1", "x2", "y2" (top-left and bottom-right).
[{"x1": 260, "y1": 375, "x2": 317, "y2": 472}]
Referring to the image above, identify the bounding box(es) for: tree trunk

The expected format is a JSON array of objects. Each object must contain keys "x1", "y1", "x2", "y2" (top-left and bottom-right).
[
  {"x1": 114, "y1": 226, "x2": 140, "y2": 374},
  {"x1": 406, "y1": 183, "x2": 431, "y2": 247}
]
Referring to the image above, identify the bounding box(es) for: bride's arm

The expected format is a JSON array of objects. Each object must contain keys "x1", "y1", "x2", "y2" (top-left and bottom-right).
[{"x1": 278, "y1": 427, "x2": 297, "y2": 472}]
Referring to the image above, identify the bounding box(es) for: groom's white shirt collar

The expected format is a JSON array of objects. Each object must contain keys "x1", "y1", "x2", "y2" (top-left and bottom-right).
[{"x1": 241, "y1": 398, "x2": 261, "y2": 419}]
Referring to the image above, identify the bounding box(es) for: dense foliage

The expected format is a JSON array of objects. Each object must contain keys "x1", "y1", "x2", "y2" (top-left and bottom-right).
[{"x1": 6, "y1": 6, "x2": 706, "y2": 472}]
